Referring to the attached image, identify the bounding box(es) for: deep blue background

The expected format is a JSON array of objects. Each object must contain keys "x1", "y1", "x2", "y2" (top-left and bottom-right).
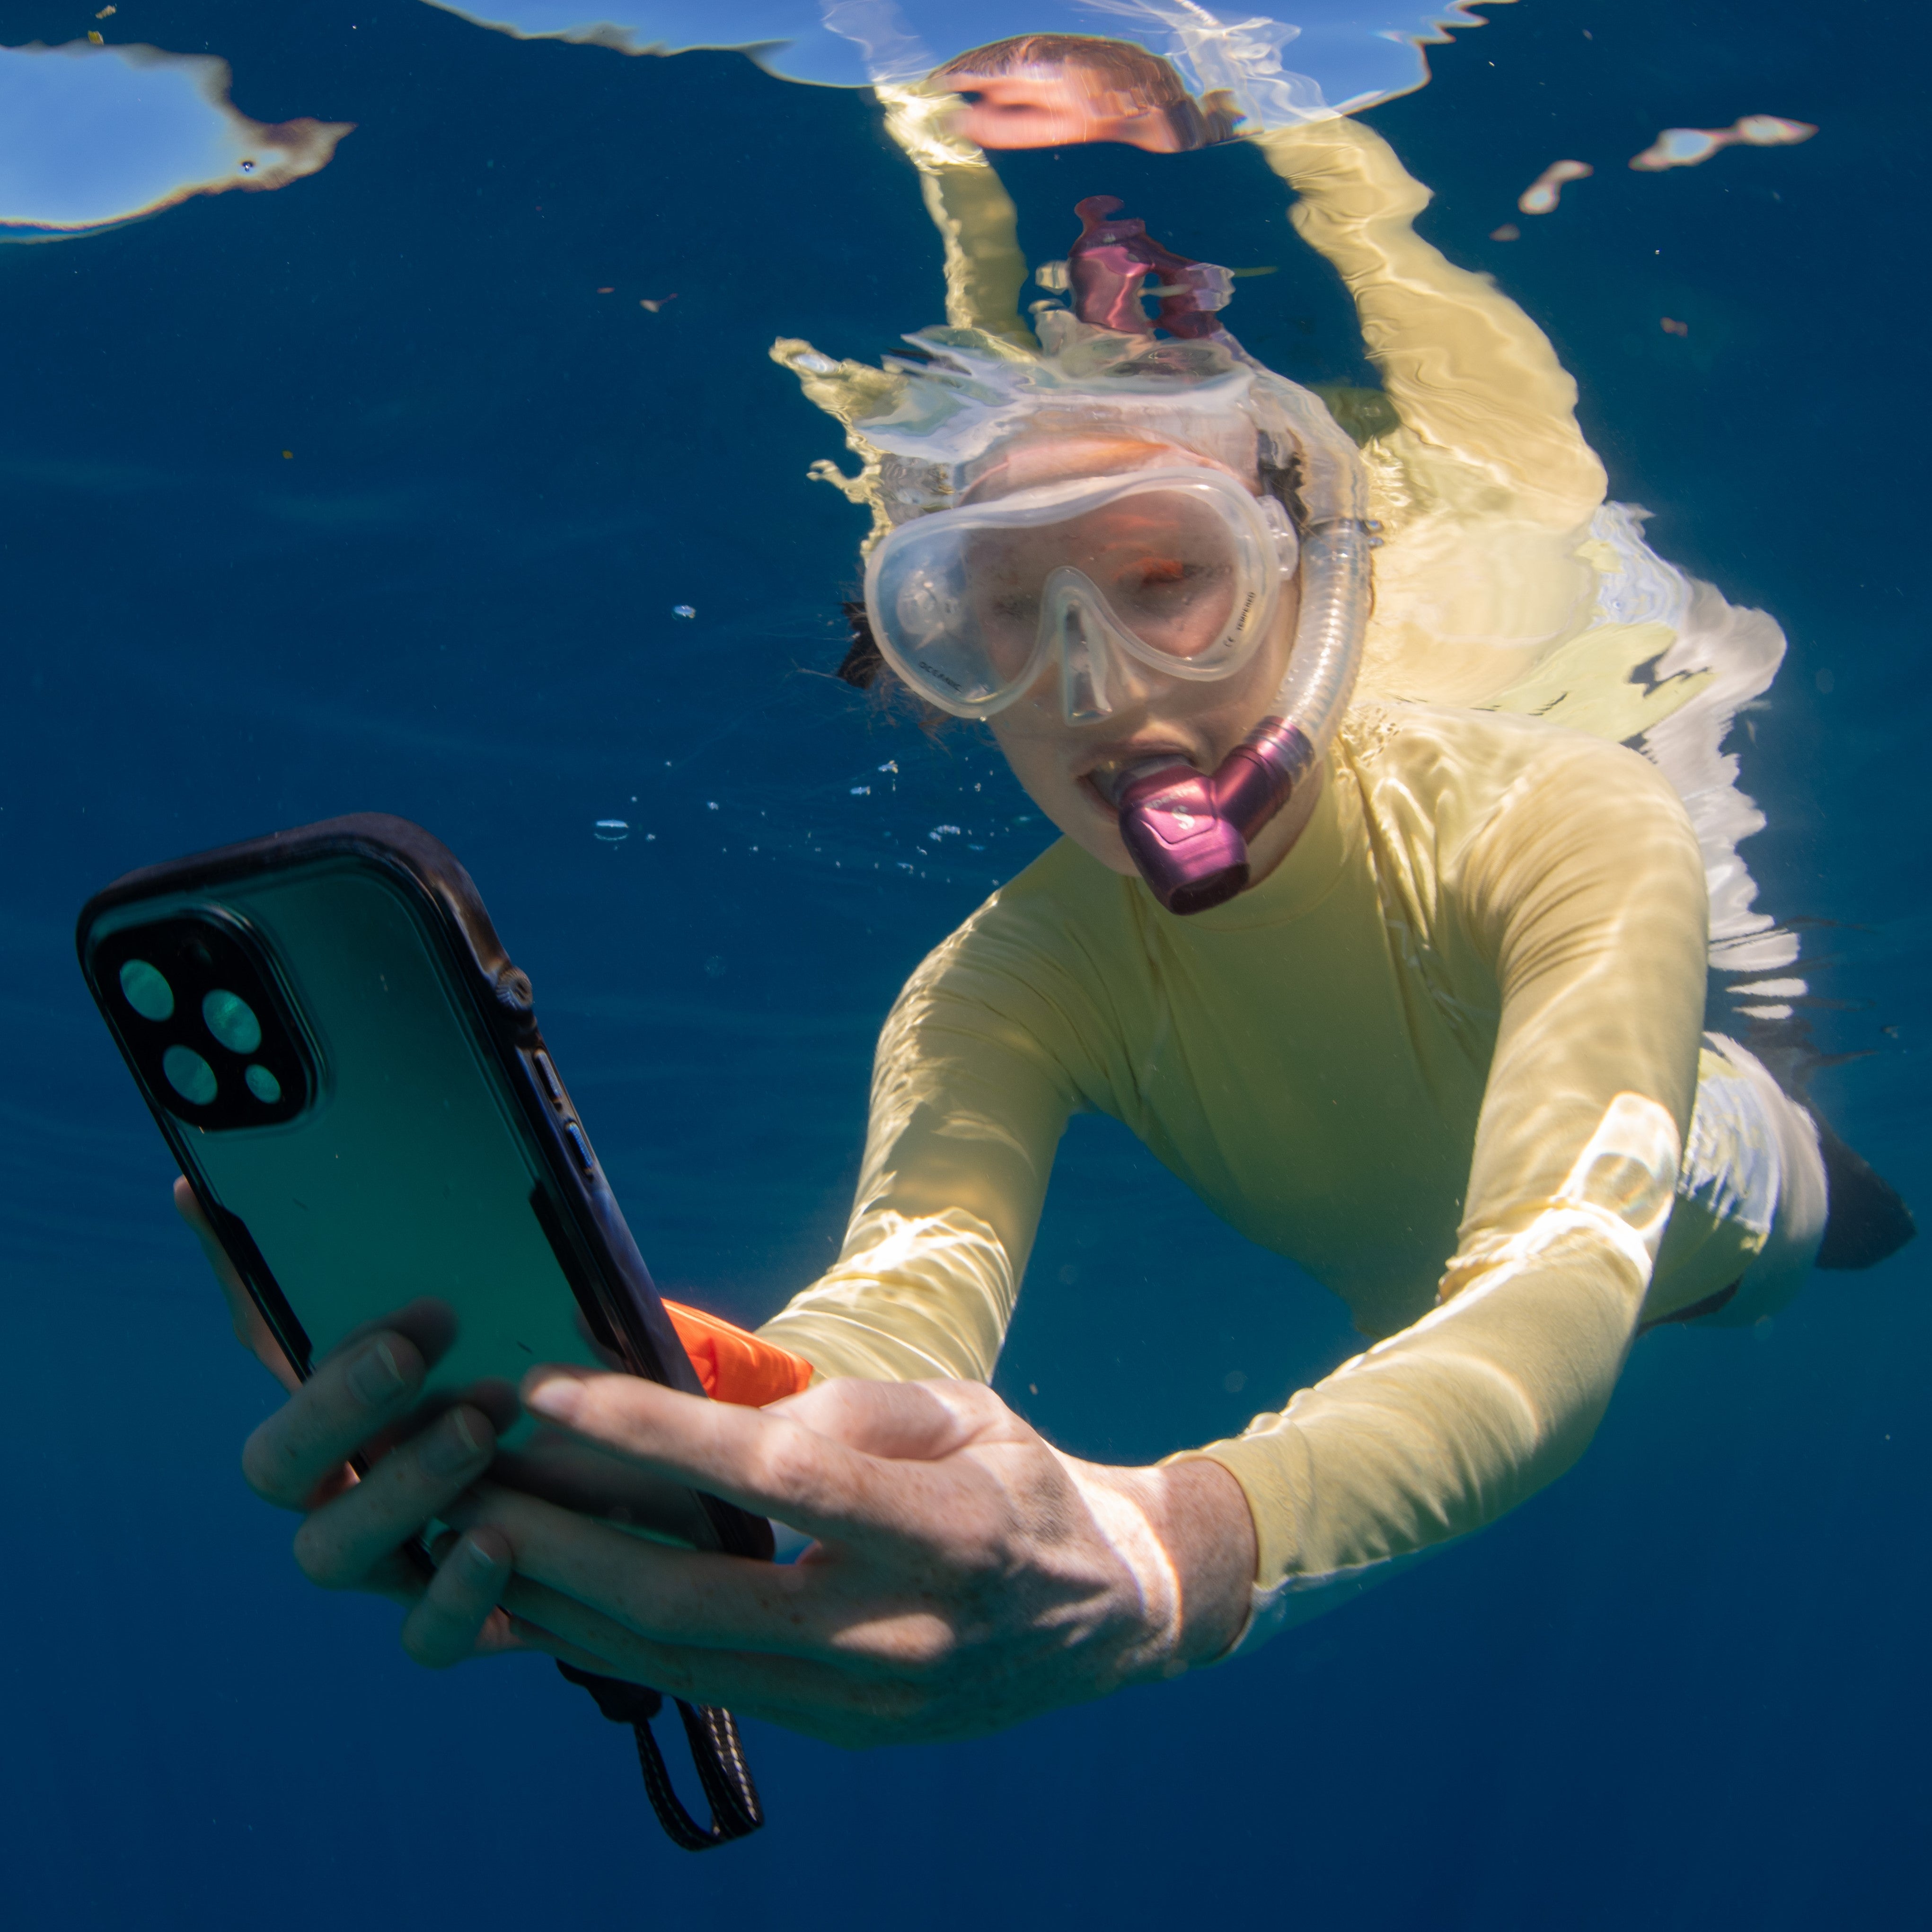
[{"x1": 1, "y1": 1, "x2": 1925, "y2": 1925}]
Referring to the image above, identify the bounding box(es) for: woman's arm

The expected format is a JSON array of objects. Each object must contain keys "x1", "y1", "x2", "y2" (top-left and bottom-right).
[
  {"x1": 875, "y1": 85, "x2": 1034, "y2": 346},
  {"x1": 757, "y1": 905, "x2": 1077, "y2": 1381},
  {"x1": 1179, "y1": 730, "x2": 1711, "y2": 1634},
  {"x1": 1256, "y1": 116, "x2": 1607, "y2": 532}
]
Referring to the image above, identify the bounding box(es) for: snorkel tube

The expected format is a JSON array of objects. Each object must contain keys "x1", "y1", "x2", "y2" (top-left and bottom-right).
[
  {"x1": 1108, "y1": 457, "x2": 1373, "y2": 916},
  {"x1": 1068, "y1": 199, "x2": 1376, "y2": 916}
]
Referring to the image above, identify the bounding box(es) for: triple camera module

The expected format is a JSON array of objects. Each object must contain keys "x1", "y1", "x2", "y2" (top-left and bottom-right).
[{"x1": 92, "y1": 915, "x2": 311, "y2": 1129}]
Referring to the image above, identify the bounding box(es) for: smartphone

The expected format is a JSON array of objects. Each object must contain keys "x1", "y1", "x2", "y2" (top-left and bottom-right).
[{"x1": 76, "y1": 812, "x2": 773, "y2": 1563}]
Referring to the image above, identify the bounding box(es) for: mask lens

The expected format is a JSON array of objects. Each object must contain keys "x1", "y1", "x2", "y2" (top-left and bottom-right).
[
  {"x1": 875, "y1": 538, "x2": 1035, "y2": 713},
  {"x1": 1051, "y1": 487, "x2": 1243, "y2": 664},
  {"x1": 866, "y1": 468, "x2": 1273, "y2": 715}
]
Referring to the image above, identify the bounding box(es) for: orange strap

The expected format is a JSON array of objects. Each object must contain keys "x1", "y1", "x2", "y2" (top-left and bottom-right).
[{"x1": 662, "y1": 1299, "x2": 814, "y2": 1408}]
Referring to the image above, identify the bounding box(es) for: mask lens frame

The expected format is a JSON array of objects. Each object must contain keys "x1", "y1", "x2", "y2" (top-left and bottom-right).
[{"x1": 864, "y1": 466, "x2": 1291, "y2": 720}]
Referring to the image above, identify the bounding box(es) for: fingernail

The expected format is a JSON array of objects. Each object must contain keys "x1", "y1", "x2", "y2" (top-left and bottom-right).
[
  {"x1": 454, "y1": 1532, "x2": 507, "y2": 1579},
  {"x1": 419, "y1": 1408, "x2": 488, "y2": 1478},
  {"x1": 523, "y1": 1373, "x2": 582, "y2": 1424},
  {"x1": 345, "y1": 1338, "x2": 409, "y2": 1407}
]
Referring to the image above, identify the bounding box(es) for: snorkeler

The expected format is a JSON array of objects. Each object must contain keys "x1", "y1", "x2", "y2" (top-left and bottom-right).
[{"x1": 194, "y1": 88, "x2": 1912, "y2": 1746}]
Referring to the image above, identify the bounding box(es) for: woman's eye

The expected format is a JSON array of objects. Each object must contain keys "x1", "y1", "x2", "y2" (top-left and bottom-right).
[{"x1": 1120, "y1": 558, "x2": 1205, "y2": 601}]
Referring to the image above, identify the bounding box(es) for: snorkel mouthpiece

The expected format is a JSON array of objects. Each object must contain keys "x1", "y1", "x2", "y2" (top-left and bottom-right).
[{"x1": 1113, "y1": 723, "x2": 1315, "y2": 916}]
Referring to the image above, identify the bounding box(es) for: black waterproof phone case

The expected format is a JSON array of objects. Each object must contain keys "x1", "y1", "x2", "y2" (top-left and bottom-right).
[{"x1": 77, "y1": 813, "x2": 767, "y2": 1850}]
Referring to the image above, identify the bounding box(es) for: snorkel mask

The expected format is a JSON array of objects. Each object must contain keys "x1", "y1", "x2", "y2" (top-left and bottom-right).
[
  {"x1": 863, "y1": 462, "x2": 1298, "y2": 724},
  {"x1": 776, "y1": 198, "x2": 1375, "y2": 915}
]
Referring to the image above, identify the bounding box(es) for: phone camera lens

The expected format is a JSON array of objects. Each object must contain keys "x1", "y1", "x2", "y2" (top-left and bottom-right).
[
  {"x1": 162, "y1": 1045, "x2": 218, "y2": 1106},
  {"x1": 202, "y1": 989, "x2": 263, "y2": 1055},
  {"x1": 118, "y1": 959, "x2": 175, "y2": 1021},
  {"x1": 244, "y1": 1064, "x2": 282, "y2": 1103}
]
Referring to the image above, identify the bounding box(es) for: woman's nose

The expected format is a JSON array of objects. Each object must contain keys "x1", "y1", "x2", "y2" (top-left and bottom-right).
[{"x1": 1032, "y1": 575, "x2": 1157, "y2": 725}]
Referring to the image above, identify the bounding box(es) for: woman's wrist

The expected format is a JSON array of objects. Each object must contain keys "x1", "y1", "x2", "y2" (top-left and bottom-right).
[{"x1": 1147, "y1": 1458, "x2": 1260, "y2": 1666}]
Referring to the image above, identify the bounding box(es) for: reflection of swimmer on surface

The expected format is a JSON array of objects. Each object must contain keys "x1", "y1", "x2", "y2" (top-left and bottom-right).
[
  {"x1": 209, "y1": 61, "x2": 1914, "y2": 1750},
  {"x1": 932, "y1": 33, "x2": 1243, "y2": 153}
]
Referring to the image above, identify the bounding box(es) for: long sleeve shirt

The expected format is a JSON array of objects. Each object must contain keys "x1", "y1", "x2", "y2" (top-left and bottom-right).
[{"x1": 759, "y1": 107, "x2": 1776, "y2": 1609}]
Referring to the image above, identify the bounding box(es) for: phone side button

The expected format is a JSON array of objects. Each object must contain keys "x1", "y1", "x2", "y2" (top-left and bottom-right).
[
  {"x1": 533, "y1": 1049, "x2": 567, "y2": 1107},
  {"x1": 563, "y1": 1120, "x2": 597, "y2": 1173}
]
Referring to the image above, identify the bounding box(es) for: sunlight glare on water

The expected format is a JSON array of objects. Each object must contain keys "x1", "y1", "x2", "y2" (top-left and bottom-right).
[{"x1": 0, "y1": 38, "x2": 350, "y2": 239}]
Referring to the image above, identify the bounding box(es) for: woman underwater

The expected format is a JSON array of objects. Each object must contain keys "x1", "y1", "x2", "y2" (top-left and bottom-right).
[{"x1": 192, "y1": 87, "x2": 1913, "y2": 1745}]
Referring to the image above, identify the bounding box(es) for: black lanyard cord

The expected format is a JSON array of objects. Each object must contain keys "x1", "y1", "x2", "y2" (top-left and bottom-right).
[{"x1": 557, "y1": 1661, "x2": 765, "y2": 1850}]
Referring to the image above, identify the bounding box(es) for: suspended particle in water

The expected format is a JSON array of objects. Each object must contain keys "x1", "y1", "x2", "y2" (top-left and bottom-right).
[
  {"x1": 878, "y1": 760, "x2": 899, "y2": 774},
  {"x1": 238, "y1": 158, "x2": 255, "y2": 173},
  {"x1": 850, "y1": 785, "x2": 870, "y2": 795},
  {"x1": 672, "y1": 604, "x2": 696, "y2": 618},
  {"x1": 929, "y1": 824, "x2": 961, "y2": 838},
  {"x1": 1490, "y1": 223, "x2": 1520, "y2": 241},
  {"x1": 640, "y1": 294, "x2": 678, "y2": 312},
  {"x1": 1660, "y1": 316, "x2": 1689, "y2": 336},
  {"x1": 594, "y1": 819, "x2": 630, "y2": 842},
  {"x1": 1517, "y1": 159, "x2": 1593, "y2": 215},
  {"x1": 704, "y1": 955, "x2": 725, "y2": 978}
]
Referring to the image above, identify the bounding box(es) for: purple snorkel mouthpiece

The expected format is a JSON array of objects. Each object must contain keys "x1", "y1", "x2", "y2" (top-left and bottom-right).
[{"x1": 1112, "y1": 722, "x2": 1316, "y2": 916}]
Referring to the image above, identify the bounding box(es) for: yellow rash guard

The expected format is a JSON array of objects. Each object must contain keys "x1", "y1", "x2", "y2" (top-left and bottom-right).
[
  {"x1": 759, "y1": 707, "x2": 1782, "y2": 1602},
  {"x1": 759, "y1": 107, "x2": 1821, "y2": 1635}
]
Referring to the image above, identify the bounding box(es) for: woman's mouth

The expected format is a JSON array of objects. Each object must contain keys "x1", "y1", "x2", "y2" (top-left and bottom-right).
[{"x1": 1080, "y1": 745, "x2": 1201, "y2": 815}]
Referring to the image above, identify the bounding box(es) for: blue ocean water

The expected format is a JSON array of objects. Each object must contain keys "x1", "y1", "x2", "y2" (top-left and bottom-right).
[{"x1": 2, "y1": 1, "x2": 1926, "y2": 1924}]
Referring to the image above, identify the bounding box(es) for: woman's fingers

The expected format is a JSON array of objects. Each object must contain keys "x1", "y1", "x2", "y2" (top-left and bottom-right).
[
  {"x1": 242, "y1": 1328, "x2": 428, "y2": 1508},
  {"x1": 450, "y1": 1482, "x2": 961, "y2": 1672},
  {"x1": 238, "y1": 1301, "x2": 471, "y2": 1509},
  {"x1": 292, "y1": 1404, "x2": 497, "y2": 1589},
  {"x1": 400, "y1": 1528, "x2": 517, "y2": 1668},
  {"x1": 519, "y1": 1368, "x2": 970, "y2": 1548},
  {"x1": 497, "y1": 1572, "x2": 930, "y2": 1738}
]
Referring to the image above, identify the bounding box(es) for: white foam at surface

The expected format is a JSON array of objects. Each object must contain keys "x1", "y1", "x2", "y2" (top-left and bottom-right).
[
  {"x1": 0, "y1": 40, "x2": 350, "y2": 241},
  {"x1": 417, "y1": 0, "x2": 1510, "y2": 121}
]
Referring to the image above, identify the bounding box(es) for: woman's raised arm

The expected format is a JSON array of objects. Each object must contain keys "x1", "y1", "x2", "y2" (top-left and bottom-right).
[{"x1": 1258, "y1": 115, "x2": 1607, "y2": 532}]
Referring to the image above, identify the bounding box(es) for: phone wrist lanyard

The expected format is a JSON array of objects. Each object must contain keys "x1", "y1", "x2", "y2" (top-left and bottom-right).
[{"x1": 556, "y1": 1662, "x2": 764, "y2": 1850}]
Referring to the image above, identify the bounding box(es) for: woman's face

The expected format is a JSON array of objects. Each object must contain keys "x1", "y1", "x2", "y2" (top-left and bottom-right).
[
  {"x1": 943, "y1": 66, "x2": 1189, "y2": 153},
  {"x1": 971, "y1": 437, "x2": 1299, "y2": 878}
]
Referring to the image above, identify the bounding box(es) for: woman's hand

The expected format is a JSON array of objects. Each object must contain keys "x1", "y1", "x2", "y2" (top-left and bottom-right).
[
  {"x1": 434, "y1": 1369, "x2": 1260, "y2": 1747},
  {"x1": 179, "y1": 1178, "x2": 1258, "y2": 1741},
  {"x1": 176, "y1": 1180, "x2": 528, "y2": 1668}
]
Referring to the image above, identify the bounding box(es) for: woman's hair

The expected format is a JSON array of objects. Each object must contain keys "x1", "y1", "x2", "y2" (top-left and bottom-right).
[
  {"x1": 836, "y1": 600, "x2": 885, "y2": 690},
  {"x1": 934, "y1": 33, "x2": 1189, "y2": 100},
  {"x1": 931, "y1": 34, "x2": 1243, "y2": 148},
  {"x1": 836, "y1": 597, "x2": 957, "y2": 732}
]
